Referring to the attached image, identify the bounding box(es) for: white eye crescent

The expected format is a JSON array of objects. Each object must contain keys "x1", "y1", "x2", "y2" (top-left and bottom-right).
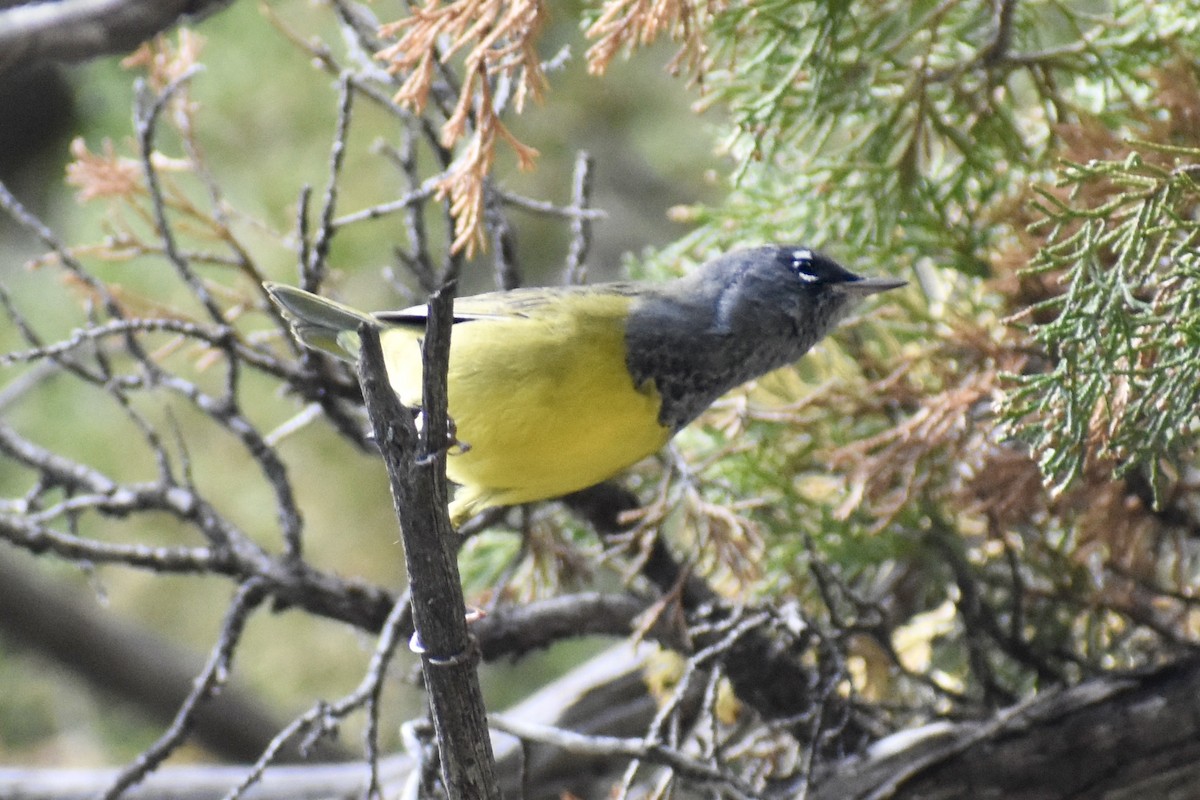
[{"x1": 791, "y1": 249, "x2": 818, "y2": 281}]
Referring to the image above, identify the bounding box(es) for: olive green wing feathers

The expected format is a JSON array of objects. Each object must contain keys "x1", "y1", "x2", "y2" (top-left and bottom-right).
[
  {"x1": 375, "y1": 283, "x2": 643, "y2": 324},
  {"x1": 266, "y1": 281, "x2": 646, "y2": 362}
]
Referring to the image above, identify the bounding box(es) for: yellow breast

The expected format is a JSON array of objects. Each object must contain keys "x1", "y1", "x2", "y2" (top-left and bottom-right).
[{"x1": 379, "y1": 293, "x2": 670, "y2": 521}]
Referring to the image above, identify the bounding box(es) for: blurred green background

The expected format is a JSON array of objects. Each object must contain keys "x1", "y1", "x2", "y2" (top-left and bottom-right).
[{"x1": 0, "y1": 0, "x2": 722, "y2": 765}]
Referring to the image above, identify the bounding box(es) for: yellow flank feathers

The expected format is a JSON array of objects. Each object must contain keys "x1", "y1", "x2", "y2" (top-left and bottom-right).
[{"x1": 378, "y1": 293, "x2": 670, "y2": 523}]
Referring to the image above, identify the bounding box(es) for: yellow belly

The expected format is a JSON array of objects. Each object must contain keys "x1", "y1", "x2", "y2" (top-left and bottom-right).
[{"x1": 379, "y1": 295, "x2": 669, "y2": 521}]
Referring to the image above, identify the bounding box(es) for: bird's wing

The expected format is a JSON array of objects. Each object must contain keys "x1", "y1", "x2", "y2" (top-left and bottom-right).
[{"x1": 374, "y1": 283, "x2": 643, "y2": 326}]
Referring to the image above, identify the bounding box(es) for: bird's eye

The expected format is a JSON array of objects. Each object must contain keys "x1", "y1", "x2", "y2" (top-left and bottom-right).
[{"x1": 790, "y1": 248, "x2": 819, "y2": 283}]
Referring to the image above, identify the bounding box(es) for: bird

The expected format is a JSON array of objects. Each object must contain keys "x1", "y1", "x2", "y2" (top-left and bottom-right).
[{"x1": 265, "y1": 245, "x2": 905, "y2": 525}]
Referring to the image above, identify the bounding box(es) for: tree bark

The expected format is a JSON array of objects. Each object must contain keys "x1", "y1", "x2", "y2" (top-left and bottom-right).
[
  {"x1": 356, "y1": 318, "x2": 500, "y2": 800},
  {"x1": 811, "y1": 656, "x2": 1200, "y2": 800}
]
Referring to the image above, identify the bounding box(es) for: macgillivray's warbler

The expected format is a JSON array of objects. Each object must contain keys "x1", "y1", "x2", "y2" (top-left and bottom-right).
[{"x1": 265, "y1": 245, "x2": 905, "y2": 525}]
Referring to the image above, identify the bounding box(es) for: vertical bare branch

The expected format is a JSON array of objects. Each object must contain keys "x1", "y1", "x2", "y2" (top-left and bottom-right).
[
  {"x1": 356, "y1": 320, "x2": 500, "y2": 798},
  {"x1": 563, "y1": 149, "x2": 595, "y2": 285},
  {"x1": 133, "y1": 69, "x2": 226, "y2": 325},
  {"x1": 303, "y1": 73, "x2": 354, "y2": 293}
]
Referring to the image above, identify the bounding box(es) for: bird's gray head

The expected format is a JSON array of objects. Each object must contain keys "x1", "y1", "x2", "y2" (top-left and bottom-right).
[
  {"x1": 700, "y1": 244, "x2": 902, "y2": 345},
  {"x1": 628, "y1": 244, "x2": 904, "y2": 430},
  {"x1": 708, "y1": 245, "x2": 906, "y2": 337}
]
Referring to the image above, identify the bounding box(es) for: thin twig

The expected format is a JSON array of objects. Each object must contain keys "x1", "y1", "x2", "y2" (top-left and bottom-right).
[
  {"x1": 563, "y1": 150, "x2": 595, "y2": 285},
  {"x1": 223, "y1": 590, "x2": 414, "y2": 800},
  {"x1": 495, "y1": 187, "x2": 608, "y2": 219},
  {"x1": 485, "y1": 180, "x2": 522, "y2": 289},
  {"x1": 102, "y1": 578, "x2": 269, "y2": 800},
  {"x1": 134, "y1": 69, "x2": 227, "y2": 325},
  {"x1": 0, "y1": 178, "x2": 126, "y2": 321},
  {"x1": 331, "y1": 179, "x2": 441, "y2": 228},
  {"x1": 304, "y1": 72, "x2": 354, "y2": 292},
  {"x1": 389, "y1": 120, "x2": 437, "y2": 291},
  {"x1": 490, "y1": 716, "x2": 762, "y2": 800}
]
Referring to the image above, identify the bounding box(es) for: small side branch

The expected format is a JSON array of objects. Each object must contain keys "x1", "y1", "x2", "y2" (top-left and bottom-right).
[
  {"x1": 563, "y1": 150, "x2": 595, "y2": 285},
  {"x1": 102, "y1": 578, "x2": 269, "y2": 800}
]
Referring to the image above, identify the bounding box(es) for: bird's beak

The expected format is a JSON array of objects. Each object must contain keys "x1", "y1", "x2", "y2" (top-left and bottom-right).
[{"x1": 844, "y1": 276, "x2": 907, "y2": 296}]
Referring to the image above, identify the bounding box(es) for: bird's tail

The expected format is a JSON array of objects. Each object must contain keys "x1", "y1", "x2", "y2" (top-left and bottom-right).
[{"x1": 263, "y1": 282, "x2": 378, "y2": 362}]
